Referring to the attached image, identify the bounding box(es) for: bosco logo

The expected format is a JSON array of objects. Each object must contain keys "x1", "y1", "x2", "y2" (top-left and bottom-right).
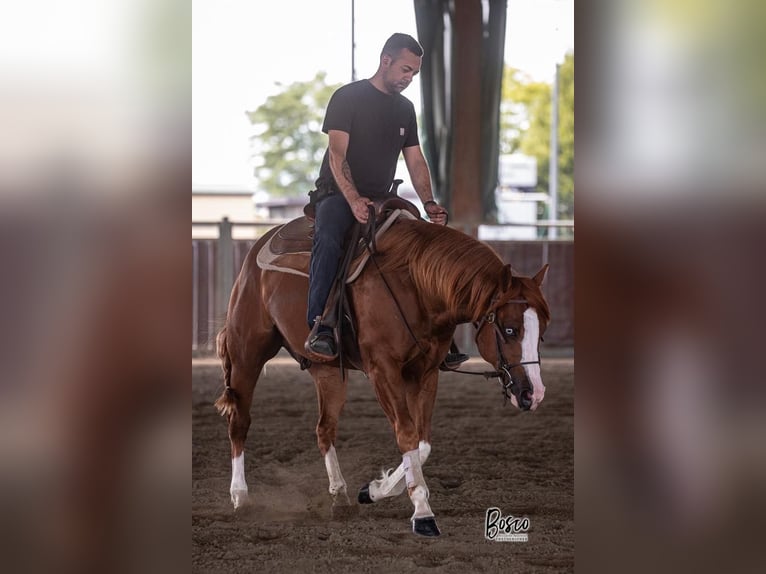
[{"x1": 484, "y1": 507, "x2": 530, "y2": 542}]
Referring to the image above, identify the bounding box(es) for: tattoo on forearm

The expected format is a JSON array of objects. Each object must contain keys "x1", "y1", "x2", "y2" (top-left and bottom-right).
[{"x1": 341, "y1": 160, "x2": 356, "y2": 186}]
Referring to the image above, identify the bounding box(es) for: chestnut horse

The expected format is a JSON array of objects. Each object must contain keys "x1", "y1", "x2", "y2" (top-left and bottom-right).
[{"x1": 214, "y1": 216, "x2": 550, "y2": 536}]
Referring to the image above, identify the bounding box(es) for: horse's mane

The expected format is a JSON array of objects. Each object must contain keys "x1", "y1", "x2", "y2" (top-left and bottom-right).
[{"x1": 375, "y1": 220, "x2": 505, "y2": 322}]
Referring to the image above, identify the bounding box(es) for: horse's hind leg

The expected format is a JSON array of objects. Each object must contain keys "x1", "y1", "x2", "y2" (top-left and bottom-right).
[
  {"x1": 309, "y1": 364, "x2": 351, "y2": 508},
  {"x1": 215, "y1": 325, "x2": 282, "y2": 510}
]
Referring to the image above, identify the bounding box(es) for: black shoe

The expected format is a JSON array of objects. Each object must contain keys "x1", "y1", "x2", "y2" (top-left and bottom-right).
[
  {"x1": 441, "y1": 352, "x2": 470, "y2": 370},
  {"x1": 305, "y1": 332, "x2": 337, "y2": 361}
]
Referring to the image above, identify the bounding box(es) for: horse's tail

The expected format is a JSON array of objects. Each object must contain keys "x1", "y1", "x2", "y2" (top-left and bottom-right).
[{"x1": 214, "y1": 326, "x2": 237, "y2": 417}]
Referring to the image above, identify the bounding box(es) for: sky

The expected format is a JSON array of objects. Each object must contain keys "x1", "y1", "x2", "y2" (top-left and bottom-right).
[{"x1": 192, "y1": 0, "x2": 574, "y2": 188}]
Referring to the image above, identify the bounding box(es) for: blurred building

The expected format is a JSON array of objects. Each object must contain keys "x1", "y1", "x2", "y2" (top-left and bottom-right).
[
  {"x1": 252, "y1": 195, "x2": 306, "y2": 221},
  {"x1": 487, "y1": 154, "x2": 542, "y2": 239},
  {"x1": 192, "y1": 184, "x2": 255, "y2": 219}
]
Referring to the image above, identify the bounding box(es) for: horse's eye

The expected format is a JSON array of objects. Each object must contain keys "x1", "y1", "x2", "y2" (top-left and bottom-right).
[{"x1": 505, "y1": 327, "x2": 516, "y2": 337}]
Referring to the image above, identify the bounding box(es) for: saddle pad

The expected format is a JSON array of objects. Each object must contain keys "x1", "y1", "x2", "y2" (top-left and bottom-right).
[{"x1": 256, "y1": 209, "x2": 417, "y2": 282}]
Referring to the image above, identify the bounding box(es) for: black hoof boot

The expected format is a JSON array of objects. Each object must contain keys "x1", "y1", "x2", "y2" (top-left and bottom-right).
[
  {"x1": 412, "y1": 517, "x2": 441, "y2": 537},
  {"x1": 357, "y1": 483, "x2": 374, "y2": 504}
]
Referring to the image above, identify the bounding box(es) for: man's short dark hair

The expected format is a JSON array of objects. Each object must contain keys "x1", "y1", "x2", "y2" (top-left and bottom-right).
[{"x1": 381, "y1": 33, "x2": 423, "y2": 59}]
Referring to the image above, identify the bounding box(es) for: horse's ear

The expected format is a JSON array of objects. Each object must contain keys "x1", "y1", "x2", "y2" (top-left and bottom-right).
[
  {"x1": 500, "y1": 264, "x2": 513, "y2": 291},
  {"x1": 532, "y1": 264, "x2": 549, "y2": 287}
]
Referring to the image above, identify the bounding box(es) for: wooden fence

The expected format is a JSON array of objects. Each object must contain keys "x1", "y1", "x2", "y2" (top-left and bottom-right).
[{"x1": 192, "y1": 219, "x2": 573, "y2": 355}]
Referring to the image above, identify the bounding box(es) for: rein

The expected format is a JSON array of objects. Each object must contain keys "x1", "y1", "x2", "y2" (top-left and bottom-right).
[
  {"x1": 364, "y1": 207, "x2": 430, "y2": 358},
  {"x1": 361, "y1": 209, "x2": 541, "y2": 406}
]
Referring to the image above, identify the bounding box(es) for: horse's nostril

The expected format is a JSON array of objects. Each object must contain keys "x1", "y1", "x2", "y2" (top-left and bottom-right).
[{"x1": 520, "y1": 390, "x2": 533, "y2": 410}]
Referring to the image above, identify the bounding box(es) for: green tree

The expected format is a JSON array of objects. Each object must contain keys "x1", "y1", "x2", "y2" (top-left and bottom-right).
[
  {"x1": 500, "y1": 52, "x2": 574, "y2": 219},
  {"x1": 246, "y1": 72, "x2": 341, "y2": 196}
]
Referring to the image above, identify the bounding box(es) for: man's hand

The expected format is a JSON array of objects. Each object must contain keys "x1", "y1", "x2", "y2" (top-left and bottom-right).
[
  {"x1": 350, "y1": 196, "x2": 373, "y2": 224},
  {"x1": 424, "y1": 201, "x2": 448, "y2": 225}
]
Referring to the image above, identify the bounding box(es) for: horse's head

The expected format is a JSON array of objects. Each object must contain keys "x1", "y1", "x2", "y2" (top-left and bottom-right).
[{"x1": 475, "y1": 264, "x2": 550, "y2": 411}]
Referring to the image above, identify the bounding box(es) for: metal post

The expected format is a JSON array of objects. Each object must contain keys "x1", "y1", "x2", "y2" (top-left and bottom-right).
[
  {"x1": 548, "y1": 63, "x2": 559, "y2": 240},
  {"x1": 351, "y1": 0, "x2": 357, "y2": 81},
  {"x1": 216, "y1": 217, "x2": 234, "y2": 322},
  {"x1": 192, "y1": 241, "x2": 199, "y2": 351}
]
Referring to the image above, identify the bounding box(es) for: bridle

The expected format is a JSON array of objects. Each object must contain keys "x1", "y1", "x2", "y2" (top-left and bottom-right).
[{"x1": 470, "y1": 296, "x2": 543, "y2": 407}]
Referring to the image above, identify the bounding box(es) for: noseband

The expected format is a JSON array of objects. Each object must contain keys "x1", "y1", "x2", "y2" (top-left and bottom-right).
[{"x1": 473, "y1": 298, "x2": 542, "y2": 406}]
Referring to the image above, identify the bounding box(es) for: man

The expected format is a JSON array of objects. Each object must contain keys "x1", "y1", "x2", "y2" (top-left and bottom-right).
[{"x1": 305, "y1": 33, "x2": 453, "y2": 362}]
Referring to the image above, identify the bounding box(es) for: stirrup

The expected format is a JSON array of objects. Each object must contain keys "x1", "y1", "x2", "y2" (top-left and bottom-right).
[
  {"x1": 440, "y1": 352, "x2": 469, "y2": 371},
  {"x1": 304, "y1": 317, "x2": 337, "y2": 362}
]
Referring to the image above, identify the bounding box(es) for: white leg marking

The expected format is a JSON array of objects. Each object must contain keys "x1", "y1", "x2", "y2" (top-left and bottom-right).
[
  {"x1": 368, "y1": 441, "x2": 431, "y2": 501},
  {"x1": 230, "y1": 452, "x2": 248, "y2": 509},
  {"x1": 323, "y1": 445, "x2": 348, "y2": 497},
  {"x1": 522, "y1": 308, "x2": 545, "y2": 410},
  {"x1": 409, "y1": 485, "x2": 432, "y2": 520},
  {"x1": 403, "y1": 448, "x2": 434, "y2": 520},
  {"x1": 369, "y1": 465, "x2": 406, "y2": 501},
  {"x1": 418, "y1": 440, "x2": 431, "y2": 464}
]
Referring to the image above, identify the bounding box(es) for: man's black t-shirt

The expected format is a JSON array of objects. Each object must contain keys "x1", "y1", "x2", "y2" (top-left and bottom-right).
[{"x1": 315, "y1": 80, "x2": 419, "y2": 199}]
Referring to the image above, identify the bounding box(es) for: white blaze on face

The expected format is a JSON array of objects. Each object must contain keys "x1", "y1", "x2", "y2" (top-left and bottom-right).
[{"x1": 521, "y1": 307, "x2": 545, "y2": 410}]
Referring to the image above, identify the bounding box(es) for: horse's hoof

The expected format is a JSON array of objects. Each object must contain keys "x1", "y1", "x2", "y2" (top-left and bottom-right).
[
  {"x1": 331, "y1": 488, "x2": 352, "y2": 508},
  {"x1": 412, "y1": 517, "x2": 441, "y2": 537},
  {"x1": 358, "y1": 483, "x2": 374, "y2": 504}
]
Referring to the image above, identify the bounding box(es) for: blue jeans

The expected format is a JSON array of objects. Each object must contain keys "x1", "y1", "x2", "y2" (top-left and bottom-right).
[{"x1": 307, "y1": 193, "x2": 356, "y2": 328}]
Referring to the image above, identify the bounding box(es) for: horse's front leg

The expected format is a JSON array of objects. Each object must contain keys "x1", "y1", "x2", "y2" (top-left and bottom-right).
[
  {"x1": 364, "y1": 365, "x2": 441, "y2": 536},
  {"x1": 402, "y1": 446, "x2": 440, "y2": 536},
  {"x1": 360, "y1": 369, "x2": 438, "y2": 503},
  {"x1": 310, "y1": 364, "x2": 352, "y2": 509}
]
